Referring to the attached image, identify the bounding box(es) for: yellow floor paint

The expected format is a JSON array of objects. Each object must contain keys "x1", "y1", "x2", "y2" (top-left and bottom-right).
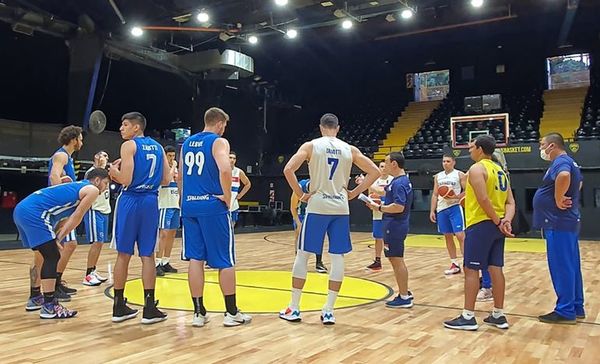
[
  {"x1": 356, "y1": 234, "x2": 547, "y2": 253},
  {"x1": 118, "y1": 270, "x2": 392, "y2": 313}
]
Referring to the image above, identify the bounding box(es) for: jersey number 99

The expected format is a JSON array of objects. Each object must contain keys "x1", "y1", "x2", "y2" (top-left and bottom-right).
[{"x1": 185, "y1": 151, "x2": 205, "y2": 175}]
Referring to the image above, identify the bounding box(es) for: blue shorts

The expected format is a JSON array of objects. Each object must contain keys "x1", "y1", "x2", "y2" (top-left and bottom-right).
[
  {"x1": 182, "y1": 214, "x2": 234, "y2": 269},
  {"x1": 463, "y1": 220, "x2": 505, "y2": 270},
  {"x1": 159, "y1": 208, "x2": 180, "y2": 230},
  {"x1": 84, "y1": 210, "x2": 110, "y2": 243},
  {"x1": 383, "y1": 219, "x2": 409, "y2": 258},
  {"x1": 113, "y1": 192, "x2": 159, "y2": 257},
  {"x1": 14, "y1": 204, "x2": 56, "y2": 249},
  {"x1": 298, "y1": 213, "x2": 351, "y2": 255},
  {"x1": 437, "y1": 205, "x2": 464, "y2": 234},
  {"x1": 231, "y1": 209, "x2": 239, "y2": 223},
  {"x1": 372, "y1": 219, "x2": 384, "y2": 239}
]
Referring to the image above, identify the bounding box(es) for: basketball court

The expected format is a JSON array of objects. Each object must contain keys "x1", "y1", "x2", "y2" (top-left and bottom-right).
[{"x1": 1, "y1": 230, "x2": 599, "y2": 363}]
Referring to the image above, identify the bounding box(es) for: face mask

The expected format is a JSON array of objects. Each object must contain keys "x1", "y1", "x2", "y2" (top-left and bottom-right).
[{"x1": 540, "y1": 145, "x2": 552, "y2": 161}]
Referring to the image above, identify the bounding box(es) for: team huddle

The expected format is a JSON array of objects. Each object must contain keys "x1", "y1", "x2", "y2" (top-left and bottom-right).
[{"x1": 14, "y1": 109, "x2": 584, "y2": 329}]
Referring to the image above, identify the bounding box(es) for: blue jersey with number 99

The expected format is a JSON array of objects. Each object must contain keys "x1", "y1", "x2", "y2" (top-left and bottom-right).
[
  {"x1": 180, "y1": 131, "x2": 227, "y2": 217},
  {"x1": 125, "y1": 137, "x2": 164, "y2": 194}
]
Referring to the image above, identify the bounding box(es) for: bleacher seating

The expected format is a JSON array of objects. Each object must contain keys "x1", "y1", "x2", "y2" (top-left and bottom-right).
[{"x1": 575, "y1": 73, "x2": 600, "y2": 140}]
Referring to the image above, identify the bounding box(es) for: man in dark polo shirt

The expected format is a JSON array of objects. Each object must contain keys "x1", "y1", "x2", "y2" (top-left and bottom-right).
[{"x1": 533, "y1": 132, "x2": 584, "y2": 324}]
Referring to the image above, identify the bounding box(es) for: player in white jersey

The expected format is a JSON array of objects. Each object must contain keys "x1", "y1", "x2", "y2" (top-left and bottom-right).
[
  {"x1": 429, "y1": 154, "x2": 466, "y2": 275},
  {"x1": 279, "y1": 113, "x2": 380, "y2": 325},
  {"x1": 82, "y1": 151, "x2": 111, "y2": 286},
  {"x1": 356, "y1": 161, "x2": 394, "y2": 272},
  {"x1": 156, "y1": 145, "x2": 180, "y2": 276},
  {"x1": 229, "y1": 151, "x2": 252, "y2": 227}
]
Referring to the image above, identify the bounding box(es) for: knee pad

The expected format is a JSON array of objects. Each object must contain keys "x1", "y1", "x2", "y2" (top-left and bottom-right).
[
  {"x1": 292, "y1": 250, "x2": 311, "y2": 280},
  {"x1": 37, "y1": 240, "x2": 60, "y2": 279},
  {"x1": 329, "y1": 253, "x2": 345, "y2": 282}
]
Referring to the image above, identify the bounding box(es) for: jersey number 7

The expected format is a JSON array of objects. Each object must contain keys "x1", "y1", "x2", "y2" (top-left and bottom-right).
[{"x1": 327, "y1": 157, "x2": 339, "y2": 180}]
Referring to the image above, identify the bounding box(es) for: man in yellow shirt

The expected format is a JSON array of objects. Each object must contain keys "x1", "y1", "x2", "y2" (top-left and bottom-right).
[{"x1": 443, "y1": 135, "x2": 515, "y2": 331}]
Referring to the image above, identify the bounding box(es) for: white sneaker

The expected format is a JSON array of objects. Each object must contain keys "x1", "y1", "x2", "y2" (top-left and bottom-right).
[
  {"x1": 321, "y1": 309, "x2": 335, "y2": 325},
  {"x1": 477, "y1": 288, "x2": 493, "y2": 302},
  {"x1": 192, "y1": 313, "x2": 210, "y2": 327},
  {"x1": 223, "y1": 310, "x2": 252, "y2": 327},
  {"x1": 82, "y1": 273, "x2": 102, "y2": 286},
  {"x1": 444, "y1": 263, "x2": 461, "y2": 275},
  {"x1": 92, "y1": 270, "x2": 108, "y2": 282},
  {"x1": 279, "y1": 306, "x2": 301, "y2": 322}
]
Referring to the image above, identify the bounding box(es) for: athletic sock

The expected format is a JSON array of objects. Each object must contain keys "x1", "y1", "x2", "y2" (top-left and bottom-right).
[
  {"x1": 55, "y1": 272, "x2": 63, "y2": 289},
  {"x1": 161, "y1": 257, "x2": 170, "y2": 266},
  {"x1": 324, "y1": 289, "x2": 338, "y2": 312},
  {"x1": 192, "y1": 297, "x2": 207, "y2": 316},
  {"x1": 86, "y1": 267, "x2": 94, "y2": 276},
  {"x1": 492, "y1": 307, "x2": 504, "y2": 318},
  {"x1": 114, "y1": 289, "x2": 124, "y2": 305},
  {"x1": 43, "y1": 292, "x2": 55, "y2": 304},
  {"x1": 290, "y1": 288, "x2": 302, "y2": 309},
  {"x1": 400, "y1": 294, "x2": 411, "y2": 300},
  {"x1": 144, "y1": 289, "x2": 155, "y2": 306},
  {"x1": 316, "y1": 254, "x2": 323, "y2": 264},
  {"x1": 451, "y1": 259, "x2": 458, "y2": 265},
  {"x1": 462, "y1": 309, "x2": 475, "y2": 320},
  {"x1": 30, "y1": 286, "x2": 41, "y2": 298},
  {"x1": 375, "y1": 257, "x2": 381, "y2": 262},
  {"x1": 224, "y1": 294, "x2": 237, "y2": 315},
  {"x1": 155, "y1": 258, "x2": 162, "y2": 267}
]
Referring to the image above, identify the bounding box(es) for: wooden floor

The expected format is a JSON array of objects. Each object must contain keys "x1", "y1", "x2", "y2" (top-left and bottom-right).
[{"x1": 1, "y1": 231, "x2": 599, "y2": 364}]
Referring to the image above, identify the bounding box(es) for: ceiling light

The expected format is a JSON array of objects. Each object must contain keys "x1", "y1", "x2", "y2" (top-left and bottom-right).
[
  {"x1": 197, "y1": 11, "x2": 210, "y2": 23},
  {"x1": 248, "y1": 35, "x2": 258, "y2": 44},
  {"x1": 130, "y1": 26, "x2": 143, "y2": 37},
  {"x1": 275, "y1": 0, "x2": 288, "y2": 6},
  {"x1": 286, "y1": 28, "x2": 298, "y2": 39},
  {"x1": 471, "y1": 0, "x2": 484, "y2": 8},
  {"x1": 401, "y1": 9, "x2": 414, "y2": 19},
  {"x1": 342, "y1": 19, "x2": 353, "y2": 29},
  {"x1": 320, "y1": 1, "x2": 334, "y2": 6}
]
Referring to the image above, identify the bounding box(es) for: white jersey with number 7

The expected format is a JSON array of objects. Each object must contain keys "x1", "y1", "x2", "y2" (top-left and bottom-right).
[{"x1": 306, "y1": 136, "x2": 353, "y2": 215}]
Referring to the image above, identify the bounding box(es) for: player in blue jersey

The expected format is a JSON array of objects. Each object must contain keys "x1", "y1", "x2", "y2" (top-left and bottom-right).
[
  {"x1": 180, "y1": 107, "x2": 252, "y2": 328},
  {"x1": 109, "y1": 112, "x2": 173, "y2": 325},
  {"x1": 26, "y1": 125, "x2": 84, "y2": 311},
  {"x1": 15, "y1": 168, "x2": 110, "y2": 318},
  {"x1": 156, "y1": 145, "x2": 180, "y2": 276}
]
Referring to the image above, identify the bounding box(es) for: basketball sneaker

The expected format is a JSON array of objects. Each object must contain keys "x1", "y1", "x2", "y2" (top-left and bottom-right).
[
  {"x1": 483, "y1": 313, "x2": 509, "y2": 329},
  {"x1": 161, "y1": 263, "x2": 178, "y2": 273},
  {"x1": 385, "y1": 296, "x2": 413, "y2": 309},
  {"x1": 91, "y1": 270, "x2": 108, "y2": 282},
  {"x1": 320, "y1": 309, "x2": 335, "y2": 325},
  {"x1": 538, "y1": 311, "x2": 576, "y2": 325},
  {"x1": 58, "y1": 280, "x2": 77, "y2": 295},
  {"x1": 315, "y1": 262, "x2": 328, "y2": 274},
  {"x1": 223, "y1": 310, "x2": 252, "y2": 327},
  {"x1": 25, "y1": 294, "x2": 44, "y2": 311},
  {"x1": 192, "y1": 313, "x2": 210, "y2": 327},
  {"x1": 141, "y1": 300, "x2": 168, "y2": 324},
  {"x1": 40, "y1": 300, "x2": 77, "y2": 319},
  {"x1": 82, "y1": 273, "x2": 102, "y2": 286},
  {"x1": 55, "y1": 287, "x2": 72, "y2": 302},
  {"x1": 444, "y1": 263, "x2": 461, "y2": 275},
  {"x1": 366, "y1": 260, "x2": 382, "y2": 272},
  {"x1": 155, "y1": 265, "x2": 165, "y2": 277},
  {"x1": 112, "y1": 298, "x2": 139, "y2": 323},
  {"x1": 386, "y1": 290, "x2": 414, "y2": 303},
  {"x1": 476, "y1": 288, "x2": 493, "y2": 302},
  {"x1": 443, "y1": 315, "x2": 479, "y2": 331},
  {"x1": 279, "y1": 307, "x2": 301, "y2": 322}
]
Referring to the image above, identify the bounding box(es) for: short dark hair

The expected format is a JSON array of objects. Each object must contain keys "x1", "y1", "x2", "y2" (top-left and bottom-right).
[
  {"x1": 442, "y1": 154, "x2": 455, "y2": 160},
  {"x1": 86, "y1": 167, "x2": 109, "y2": 180},
  {"x1": 543, "y1": 132, "x2": 565, "y2": 149},
  {"x1": 204, "y1": 107, "x2": 229, "y2": 126},
  {"x1": 164, "y1": 145, "x2": 176, "y2": 153},
  {"x1": 320, "y1": 113, "x2": 339, "y2": 129},
  {"x1": 121, "y1": 112, "x2": 147, "y2": 131},
  {"x1": 388, "y1": 151, "x2": 405, "y2": 168},
  {"x1": 474, "y1": 135, "x2": 496, "y2": 156},
  {"x1": 58, "y1": 125, "x2": 82, "y2": 146},
  {"x1": 229, "y1": 151, "x2": 237, "y2": 157}
]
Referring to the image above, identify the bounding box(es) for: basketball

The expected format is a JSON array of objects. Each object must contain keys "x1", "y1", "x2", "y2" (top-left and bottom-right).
[
  {"x1": 437, "y1": 185, "x2": 451, "y2": 198},
  {"x1": 60, "y1": 175, "x2": 73, "y2": 184}
]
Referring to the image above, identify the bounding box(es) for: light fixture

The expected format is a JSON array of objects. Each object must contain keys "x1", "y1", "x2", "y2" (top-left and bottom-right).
[
  {"x1": 471, "y1": 0, "x2": 484, "y2": 8},
  {"x1": 286, "y1": 28, "x2": 298, "y2": 39},
  {"x1": 248, "y1": 35, "x2": 258, "y2": 44},
  {"x1": 401, "y1": 9, "x2": 414, "y2": 19},
  {"x1": 342, "y1": 19, "x2": 353, "y2": 29},
  {"x1": 130, "y1": 26, "x2": 143, "y2": 37},
  {"x1": 275, "y1": 0, "x2": 288, "y2": 6},
  {"x1": 197, "y1": 10, "x2": 210, "y2": 23}
]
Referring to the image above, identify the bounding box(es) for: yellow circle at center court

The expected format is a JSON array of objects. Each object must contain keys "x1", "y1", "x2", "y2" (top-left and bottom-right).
[{"x1": 118, "y1": 270, "x2": 392, "y2": 313}]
